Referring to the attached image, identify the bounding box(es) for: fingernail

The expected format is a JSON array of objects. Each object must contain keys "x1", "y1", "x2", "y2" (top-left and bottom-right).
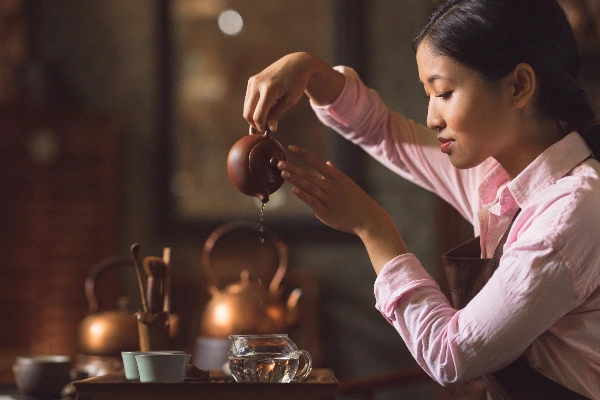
[
  {"x1": 292, "y1": 187, "x2": 299, "y2": 194},
  {"x1": 277, "y1": 161, "x2": 286, "y2": 169},
  {"x1": 268, "y1": 120, "x2": 278, "y2": 132},
  {"x1": 288, "y1": 145, "x2": 297, "y2": 151},
  {"x1": 281, "y1": 171, "x2": 290, "y2": 179}
]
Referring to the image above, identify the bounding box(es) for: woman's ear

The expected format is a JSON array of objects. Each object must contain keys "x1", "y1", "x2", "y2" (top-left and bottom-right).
[{"x1": 504, "y1": 63, "x2": 536, "y2": 109}]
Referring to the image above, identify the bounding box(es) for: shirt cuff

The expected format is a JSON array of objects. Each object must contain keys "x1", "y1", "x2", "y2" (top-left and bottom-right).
[{"x1": 374, "y1": 253, "x2": 440, "y2": 323}]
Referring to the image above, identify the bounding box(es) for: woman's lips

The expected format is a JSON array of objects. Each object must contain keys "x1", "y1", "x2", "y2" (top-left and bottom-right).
[{"x1": 438, "y1": 138, "x2": 455, "y2": 153}]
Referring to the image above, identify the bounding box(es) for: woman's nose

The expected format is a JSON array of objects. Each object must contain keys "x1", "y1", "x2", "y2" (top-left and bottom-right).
[{"x1": 426, "y1": 102, "x2": 444, "y2": 131}]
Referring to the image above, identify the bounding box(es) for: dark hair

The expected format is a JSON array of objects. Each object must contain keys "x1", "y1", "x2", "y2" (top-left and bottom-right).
[{"x1": 413, "y1": 0, "x2": 600, "y2": 156}]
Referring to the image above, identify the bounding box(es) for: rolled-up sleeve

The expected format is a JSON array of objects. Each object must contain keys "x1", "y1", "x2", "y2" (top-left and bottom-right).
[{"x1": 374, "y1": 239, "x2": 578, "y2": 385}]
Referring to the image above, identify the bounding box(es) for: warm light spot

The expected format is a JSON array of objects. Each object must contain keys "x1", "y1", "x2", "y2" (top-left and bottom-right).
[
  {"x1": 90, "y1": 322, "x2": 105, "y2": 337},
  {"x1": 214, "y1": 303, "x2": 231, "y2": 326},
  {"x1": 218, "y1": 10, "x2": 243, "y2": 35}
]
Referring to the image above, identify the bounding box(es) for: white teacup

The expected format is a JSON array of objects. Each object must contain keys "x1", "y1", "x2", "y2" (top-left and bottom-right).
[
  {"x1": 135, "y1": 353, "x2": 190, "y2": 383},
  {"x1": 121, "y1": 351, "x2": 186, "y2": 380}
]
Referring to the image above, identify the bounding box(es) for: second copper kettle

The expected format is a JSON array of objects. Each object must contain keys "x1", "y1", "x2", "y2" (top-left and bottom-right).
[
  {"x1": 227, "y1": 127, "x2": 286, "y2": 203},
  {"x1": 199, "y1": 221, "x2": 301, "y2": 338}
]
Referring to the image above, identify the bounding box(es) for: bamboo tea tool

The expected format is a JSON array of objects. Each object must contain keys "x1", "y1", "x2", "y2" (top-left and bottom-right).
[
  {"x1": 142, "y1": 256, "x2": 166, "y2": 314},
  {"x1": 130, "y1": 243, "x2": 148, "y2": 313},
  {"x1": 162, "y1": 247, "x2": 172, "y2": 312}
]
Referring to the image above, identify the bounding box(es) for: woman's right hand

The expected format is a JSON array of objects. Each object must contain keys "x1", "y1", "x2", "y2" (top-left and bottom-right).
[{"x1": 243, "y1": 52, "x2": 345, "y2": 133}]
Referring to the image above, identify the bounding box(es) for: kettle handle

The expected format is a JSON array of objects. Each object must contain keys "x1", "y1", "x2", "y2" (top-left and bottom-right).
[
  {"x1": 201, "y1": 220, "x2": 288, "y2": 294},
  {"x1": 85, "y1": 256, "x2": 134, "y2": 313}
]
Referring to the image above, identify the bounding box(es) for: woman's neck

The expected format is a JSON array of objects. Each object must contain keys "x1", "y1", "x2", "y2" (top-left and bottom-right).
[{"x1": 496, "y1": 118, "x2": 566, "y2": 180}]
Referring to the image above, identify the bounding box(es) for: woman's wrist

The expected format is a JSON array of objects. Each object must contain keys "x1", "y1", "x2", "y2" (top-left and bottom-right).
[
  {"x1": 356, "y1": 210, "x2": 409, "y2": 275},
  {"x1": 304, "y1": 54, "x2": 345, "y2": 106}
]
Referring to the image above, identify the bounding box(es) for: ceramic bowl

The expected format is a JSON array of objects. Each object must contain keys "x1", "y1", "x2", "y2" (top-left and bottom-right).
[
  {"x1": 13, "y1": 355, "x2": 72, "y2": 398},
  {"x1": 121, "y1": 351, "x2": 185, "y2": 380},
  {"x1": 135, "y1": 353, "x2": 190, "y2": 383}
]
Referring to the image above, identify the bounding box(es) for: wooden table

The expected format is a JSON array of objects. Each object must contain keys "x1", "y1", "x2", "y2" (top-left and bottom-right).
[{"x1": 73, "y1": 369, "x2": 338, "y2": 400}]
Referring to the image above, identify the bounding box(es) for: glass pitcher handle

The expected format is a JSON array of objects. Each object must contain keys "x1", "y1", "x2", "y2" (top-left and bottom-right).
[{"x1": 293, "y1": 350, "x2": 313, "y2": 382}]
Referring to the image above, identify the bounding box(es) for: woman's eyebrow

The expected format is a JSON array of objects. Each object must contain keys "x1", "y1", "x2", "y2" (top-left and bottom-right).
[{"x1": 418, "y1": 74, "x2": 452, "y2": 84}]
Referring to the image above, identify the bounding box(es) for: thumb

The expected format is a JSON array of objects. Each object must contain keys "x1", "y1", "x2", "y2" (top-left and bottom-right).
[{"x1": 267, "y1": 91, "x2": 303, "y2": 132}]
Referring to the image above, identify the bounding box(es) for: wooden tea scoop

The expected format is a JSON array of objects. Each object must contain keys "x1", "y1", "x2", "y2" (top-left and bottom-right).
[
  {"x1": 162, "y1": 247, "x2": 172, "y2": 312},
  {"x1": 130, "y1": 243, "x2": 148, "y2": 313},
  {"x1": 143, "y1": 256, "x2": 166, "y2": 314}
]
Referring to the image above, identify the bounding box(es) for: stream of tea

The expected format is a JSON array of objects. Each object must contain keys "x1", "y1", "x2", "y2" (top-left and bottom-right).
[
  {"x1": 259, "y1": 203, "x2": 265, "y2": 244},
  {"x1": 259, "y1": 203, "x2": 265, "y2": 310}
]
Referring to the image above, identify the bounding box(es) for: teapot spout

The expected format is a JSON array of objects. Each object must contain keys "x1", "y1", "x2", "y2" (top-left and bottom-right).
[{"x1": 257, "y1": 193, "x2": 269, "y2": 204}]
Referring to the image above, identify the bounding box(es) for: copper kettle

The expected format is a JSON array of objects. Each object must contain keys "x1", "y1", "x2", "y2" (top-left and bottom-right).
[
  {"x1": 78, "y1": 256, "x2": 180, "y2": 356},
  {"x1": 226, "y1": 127, "x2": 287, "y2": 203},
  {"x1": 199, "y1": 221, "x2": 302, "y2": 338},
  {"x1": 78, "y1": 257, "x2": 140, "y2": 356}
]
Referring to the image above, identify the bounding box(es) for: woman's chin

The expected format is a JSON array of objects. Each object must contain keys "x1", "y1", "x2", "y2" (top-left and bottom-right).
[{"x1": 448, "y1": 154, "x2": 481, "y2": 170}]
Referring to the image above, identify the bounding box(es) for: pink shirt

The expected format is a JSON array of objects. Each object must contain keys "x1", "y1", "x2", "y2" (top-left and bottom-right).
[{"x1": 312, "y1": 67, "x2": 600, "y2": 398}]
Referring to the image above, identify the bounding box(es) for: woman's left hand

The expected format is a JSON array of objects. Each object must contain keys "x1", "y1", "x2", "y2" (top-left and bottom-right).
[
  {"x1": 280, "y1": 145, "x2": 408, "y2": 274},
  {"x1": 278, "y1": 145, "x2": 388, "y2": 235}
]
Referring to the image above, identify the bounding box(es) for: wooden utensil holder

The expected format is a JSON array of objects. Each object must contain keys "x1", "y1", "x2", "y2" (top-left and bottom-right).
[{"x1": 136, "y1": 311, "x2": 170, "y2": 351}]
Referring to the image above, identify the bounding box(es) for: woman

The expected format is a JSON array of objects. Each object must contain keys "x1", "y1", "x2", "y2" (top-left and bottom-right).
[{"x1": 243, "y1": 0, "x2": 600, "y2": 398}]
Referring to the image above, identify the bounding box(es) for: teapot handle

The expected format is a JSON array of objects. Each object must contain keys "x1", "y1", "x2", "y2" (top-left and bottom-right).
[
  {"x1": 248, "y1": 126, "x2": 273, "y2": 137},
  {"x1": 201, "y1": 220, "x2": 288, "y2": 294},
  {"x1": 85, "y1": 256, "x2": 134, "y2": 313}
]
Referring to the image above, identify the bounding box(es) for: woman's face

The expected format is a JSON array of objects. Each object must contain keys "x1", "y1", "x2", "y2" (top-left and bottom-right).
[{"x1": 416, "y1": 41, "x2": 518, "y2": 169}]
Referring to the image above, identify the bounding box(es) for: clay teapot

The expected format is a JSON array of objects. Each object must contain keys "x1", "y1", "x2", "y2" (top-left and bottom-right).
[
  {"x1": 227, "y1": 127, "x2": 287, "y2": 203},
  {"x1": 199, "y1": 221, "x2": 302, "y2": 338},
  {"x1": 78, "y1": 257, "x2": 179, "y2": 356}
]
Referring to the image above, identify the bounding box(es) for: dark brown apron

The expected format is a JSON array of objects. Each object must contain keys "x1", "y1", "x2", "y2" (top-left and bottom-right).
[{"x1": 442, "y1": 209, "x2": 588, "y2": 400}]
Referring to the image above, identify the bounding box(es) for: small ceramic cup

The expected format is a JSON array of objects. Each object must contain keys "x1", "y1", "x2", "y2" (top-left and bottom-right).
[
  {"x1": 121, "y1": 351, "x2": 186, "y2": 380},
  {"x1": 13, "y1": 355, "x2": 72, "y2": 398},
  {"x1": 135, "y1": 353, "x2": 190, "y2": 383}
]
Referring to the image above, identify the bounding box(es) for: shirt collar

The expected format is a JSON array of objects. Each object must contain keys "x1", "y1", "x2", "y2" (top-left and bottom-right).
[{"x1": 480, "y1": 132, "x2": 592, "y2": 216}]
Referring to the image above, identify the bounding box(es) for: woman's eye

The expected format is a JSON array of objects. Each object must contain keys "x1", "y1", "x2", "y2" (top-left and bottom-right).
[{"x1": 436, "y1": 91, "x2": 452, "y2": 100}]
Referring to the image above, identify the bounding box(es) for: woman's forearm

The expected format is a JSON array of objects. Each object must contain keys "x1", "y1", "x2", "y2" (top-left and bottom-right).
[
  {"x1": 356, "y1": 210, "x2": 408, "y2": 275},
  {"x1": 304, "y1": 54, "x2": 346, "y2": 106}
]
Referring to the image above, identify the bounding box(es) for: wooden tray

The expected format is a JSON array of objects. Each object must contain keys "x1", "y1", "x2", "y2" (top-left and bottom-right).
[{"x1": 73, "y1": 369, "x2": 338, "y2": 400}]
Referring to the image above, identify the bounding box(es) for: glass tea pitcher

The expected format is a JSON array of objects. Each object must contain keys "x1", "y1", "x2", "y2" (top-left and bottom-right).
[{"x1": 228, "y1": 334, "x2": 312, "y2": 383}]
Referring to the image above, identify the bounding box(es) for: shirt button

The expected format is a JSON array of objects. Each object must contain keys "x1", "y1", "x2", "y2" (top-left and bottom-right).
[{"x1": 501, "y1": 197, "x2": 512, "y2": 204}]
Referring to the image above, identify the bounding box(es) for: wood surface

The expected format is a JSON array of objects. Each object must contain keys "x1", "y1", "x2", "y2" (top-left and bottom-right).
[{"x1": 73, "y1": 368, "x2": 338, "y2": 400}]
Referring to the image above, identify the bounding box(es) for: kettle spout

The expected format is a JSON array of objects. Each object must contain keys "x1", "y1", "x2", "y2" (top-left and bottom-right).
[
  {"x1": 287, "y1": 288, "x2": 302, "y2": 310},
  {"x1": 285, "y1": 288, "x2": 302, "y2": 328}
]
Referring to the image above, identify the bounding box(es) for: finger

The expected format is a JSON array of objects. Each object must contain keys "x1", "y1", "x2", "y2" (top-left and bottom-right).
[
  {"x1": 254, "y1": 87, "x2": 281, "y2": 133},
  {"x1": 277, "y1": 160, "x2": 326, "y2": 190},
  {"x1": 291, "y1": 186, "x2": 328, "y2": 215},
  {"x1": 288, "y1": 145, "x2": 337, "y2": 179},
  {"x1": 267, "y1": 90, "x2": 303, "y2": 132},
  {"x1": 282, "y1": 170, "x2": 327, "y2": 204},
  {"x1": 243, "y1": 77, "x2": 261, "y2": 130}
]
